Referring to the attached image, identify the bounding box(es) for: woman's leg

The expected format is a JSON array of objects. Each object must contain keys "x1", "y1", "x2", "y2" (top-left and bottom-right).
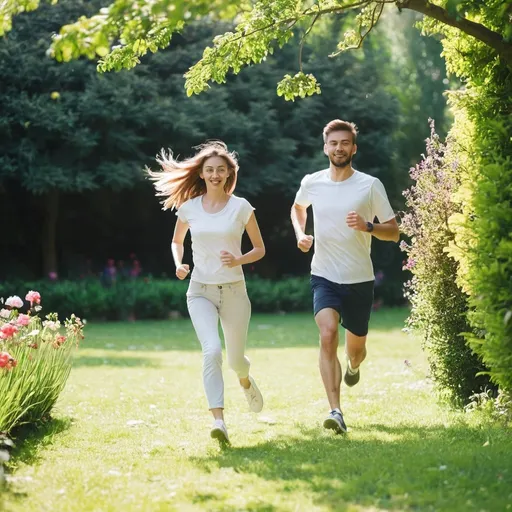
[
  {"x1": 187, "y1": 290, "x2": 225, "y2": 419},
  {"x1": 219, "y1": 282, "x2": 263, "y2": 412},
  {"x1": 219, "y1": 283, "x2": 251, "y2": 383}
]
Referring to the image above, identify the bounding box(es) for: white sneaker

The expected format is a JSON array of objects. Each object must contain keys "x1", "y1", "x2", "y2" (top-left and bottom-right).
[
  {"x1": 210, "y1": 419, "x2": 229, "y2": 443},
  {"x1": 243, "y1": 376, "x2": 264, "y2": 413}
]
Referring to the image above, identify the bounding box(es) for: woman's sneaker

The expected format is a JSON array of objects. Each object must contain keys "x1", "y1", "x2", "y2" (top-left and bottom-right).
[
  {"x1": 243, "y1": 376, "x2": 264, "y2": 413},
  {"x1": 210, "y1": 419, "x2": 230, "y2": 444},
  {"x1": 323, "y1": 409, "x2": 348, "y2": 434}
]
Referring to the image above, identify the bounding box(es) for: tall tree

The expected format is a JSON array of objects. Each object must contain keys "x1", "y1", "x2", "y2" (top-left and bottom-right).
[{"x1": 0, "y1": 0, "x2": 172, "y2": 276}]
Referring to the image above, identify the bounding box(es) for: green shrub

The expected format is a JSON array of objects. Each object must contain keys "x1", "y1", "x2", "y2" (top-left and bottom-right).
[
  {"x1": 0, "y1": 277, "x2": 315, "y2": 320},
  {"x1": 447, "y1": 106, "x2": 512, "y2": 393},
  {"x1": 400, "y1": 121, "x2": 493, "y2": 406}
]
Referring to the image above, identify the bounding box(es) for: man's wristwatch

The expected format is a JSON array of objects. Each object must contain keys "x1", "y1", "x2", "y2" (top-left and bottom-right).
[{"x1": 366, "y1": 221, "x2": 374, "y2": 233}]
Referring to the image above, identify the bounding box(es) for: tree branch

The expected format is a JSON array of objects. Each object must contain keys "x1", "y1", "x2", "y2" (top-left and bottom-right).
[
  {"x1": 331, "y1": 3, "x2": 384, "y2": 55},
  {"x1": 299, "y1": 11, "x2": 320, "y2": 72},
  {"x1": 210, "y1": 0, "x2": 511, "y2": 68},
  {"x1": 398, "y1": 0, "x2": 512, "y2": 66}
]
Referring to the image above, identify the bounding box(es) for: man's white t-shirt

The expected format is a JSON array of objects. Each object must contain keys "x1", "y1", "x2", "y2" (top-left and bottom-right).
[
  {"x1": 176, "y1": 194, "x2": 254, "y2": 284},
  {"x1": 294, "y1": 169, "x2": 395, "y2": 284}
]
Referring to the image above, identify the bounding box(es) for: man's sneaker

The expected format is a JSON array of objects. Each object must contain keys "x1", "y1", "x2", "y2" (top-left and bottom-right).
[
  {"x1": 344, "y1": 355, "x2": 360, "y2": 387},
  {"x1": 323, "y1": 409, "x2": 348, "y2": 434},
  {"x1": 210, "y1": 419, "x2": 230, "y2": 443},
  {"x1": 243, "y1": 376, "x2": 264, "y2": 413}
]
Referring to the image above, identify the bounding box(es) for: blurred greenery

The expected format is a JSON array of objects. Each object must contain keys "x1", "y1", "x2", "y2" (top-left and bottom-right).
[{"x1": 0, "y1": 2, "x2": 448, "y2": 299}]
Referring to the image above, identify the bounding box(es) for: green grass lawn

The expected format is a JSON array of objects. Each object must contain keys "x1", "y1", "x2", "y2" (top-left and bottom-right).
[{"x1": 2, "y1": 308, "x2": 511, "y2": 511}]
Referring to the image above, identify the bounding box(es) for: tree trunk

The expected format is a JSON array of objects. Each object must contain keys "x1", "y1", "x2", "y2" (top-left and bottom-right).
[{"x1": 41, "y1": 189, "x2": 59, "y2": 278}]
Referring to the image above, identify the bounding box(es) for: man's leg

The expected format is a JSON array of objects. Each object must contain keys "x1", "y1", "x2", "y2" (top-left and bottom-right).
[
  {"x1": 344, "y1": 331, "x2": 367, "y2": 387},
  {"x1": 339, "y1": 281, "x2": 373, "y2": 387},
  {"x1": 315, "y1": 308, "x2": 342, "y2": 410},
  {"x1": 345, "y1": 330, "x2": 367, "y2": 371}
]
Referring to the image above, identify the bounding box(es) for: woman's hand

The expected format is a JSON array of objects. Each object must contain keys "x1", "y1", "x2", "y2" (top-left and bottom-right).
[
  {"x1": 220, "y1": 251, "x2": 239, "y2": 268},
  {"x1": 176, "y1": 264, "x2": 190, "y2": 280}
]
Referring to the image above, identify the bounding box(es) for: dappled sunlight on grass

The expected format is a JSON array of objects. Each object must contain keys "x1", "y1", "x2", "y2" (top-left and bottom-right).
[{"x1": 2, "y1": 310, "x2": 511, "y2": 512}]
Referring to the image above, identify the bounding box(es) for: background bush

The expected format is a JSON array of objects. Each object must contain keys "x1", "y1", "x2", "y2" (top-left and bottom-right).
[
  {"x1": 400, "y1": 121, "x2": 493, "y2": 406},
  {"x1": 0, "y1": 276, "x2": 397, "y2": 321},
  {"x1": 0, "y1": 278, "x2": 314, "y2": 320}
]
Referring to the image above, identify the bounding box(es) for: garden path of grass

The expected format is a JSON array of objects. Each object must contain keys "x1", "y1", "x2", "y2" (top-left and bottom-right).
[{"x1": 2, "y1": 308, "x2": 511, "y2": 512}]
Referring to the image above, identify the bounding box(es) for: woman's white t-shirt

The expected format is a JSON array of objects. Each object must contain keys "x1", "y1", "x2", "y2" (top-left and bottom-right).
[
  {"x1": 294, "y1": 169, "x2": 395, "y2": 284},
  {"x1": 176, "y1": 195, "x2": 254, "y2": 284}
]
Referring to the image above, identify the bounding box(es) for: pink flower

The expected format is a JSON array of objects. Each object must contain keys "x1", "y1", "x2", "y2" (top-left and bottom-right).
[
  {"x1": 17, "y1": 314, "x2": 31, "y2": 326},
  {"x1": 0, "y1": 308, "x2": 11, "y2": 319},
  {"x1": 53, "y1": 335, "x2": 67, "y2": 348},
  {"x1": 0, "y1": 351, "x2": 16, "y2": 369},
  {"x1": 25, "y1": 291, "x2": 41, "y2": 305},
  {"x1": 403, "y1": 258, "x2": 416, "y2": 271},
  {"x1": 5, "y1": 296, "x2": 23, "y2": 308},
  {"x1": 0, "y1": 323, "x2": 18, "y2": 338}
]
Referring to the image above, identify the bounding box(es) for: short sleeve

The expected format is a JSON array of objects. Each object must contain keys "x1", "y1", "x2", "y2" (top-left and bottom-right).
[
  {"x1": 238, "y1": 198, "x2": 255, "y2": 225},
  {"x1": 371, "y1": 179, "x2": 395, "y2": 223},
  {"x1": 294, "y1": 175, "x2": 311, "y2": 208},
  {"x1": 175, "y1": 203, "x2": 188, "y2": 223}
]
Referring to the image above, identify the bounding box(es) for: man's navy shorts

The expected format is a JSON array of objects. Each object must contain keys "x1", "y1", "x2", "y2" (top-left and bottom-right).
[{"x1": 310, "y1": 274, "x2": 374, "y2": 337}]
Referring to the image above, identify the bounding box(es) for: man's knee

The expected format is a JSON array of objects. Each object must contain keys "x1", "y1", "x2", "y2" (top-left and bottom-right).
[{"x1": 319, "y1": 324, "x2": 339, "y2": 352}]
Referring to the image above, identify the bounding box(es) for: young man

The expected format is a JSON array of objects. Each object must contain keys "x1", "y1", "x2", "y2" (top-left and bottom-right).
[{"x1": 291, "y1": 119, "x2": 400, "y2": 434}]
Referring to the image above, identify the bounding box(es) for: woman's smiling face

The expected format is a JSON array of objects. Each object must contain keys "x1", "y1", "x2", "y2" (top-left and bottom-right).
[{"x1": 200, "y1": 155, "x2": 230, "y2": 191}]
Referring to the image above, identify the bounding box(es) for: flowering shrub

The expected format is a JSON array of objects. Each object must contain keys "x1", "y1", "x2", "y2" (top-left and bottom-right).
[
  {"x1": 400, "y1": 120, "x2": 492, "y2": 406},
  {"x1": 0, "y1": 291, "x2": 84, "y2": 433}
]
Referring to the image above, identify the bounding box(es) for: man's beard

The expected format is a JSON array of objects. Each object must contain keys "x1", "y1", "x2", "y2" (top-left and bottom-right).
[{"x1": 329, "y1": 154, "x2": 352, "y2": 169}]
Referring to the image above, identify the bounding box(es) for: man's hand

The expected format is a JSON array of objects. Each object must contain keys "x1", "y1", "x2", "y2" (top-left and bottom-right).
[
  {"x1": 220, "y1": 250, "x2": 239, "y2": 268},
  {"x1": 297, "y1": 234, "x2": 314, "y2": 253},
  {"x1": 346, "y1": 211, "x2": 367, "y2": 232},
  {"x1": 176, "y1": 264, "x2": 190, "y2": 280}
]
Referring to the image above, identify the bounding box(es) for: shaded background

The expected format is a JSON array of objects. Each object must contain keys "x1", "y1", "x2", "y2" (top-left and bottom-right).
[{"x1": 0, "y1": 1, "x2": 450, "y2": 306}]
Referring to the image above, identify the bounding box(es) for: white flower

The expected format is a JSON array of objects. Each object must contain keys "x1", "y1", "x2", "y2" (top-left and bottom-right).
[
  {"x1": 27, "y1": 329, "x2": 40, "y2": 337},
  {"x1": 43, "y1": 320, "x2": 61, "y2": 331},
  {"x1": 0, "y1": 309, "x2": 11, "y2": 319},
  {"x1": 5, "y1": 296, "x2": 23, "y2": 308},
  {"x1": 34, "y1": 305, "x2": 42, "y2": 312}
]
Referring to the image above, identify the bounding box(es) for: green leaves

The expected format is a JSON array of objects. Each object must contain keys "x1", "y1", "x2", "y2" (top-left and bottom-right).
[
  {"x1": 0, "y1": 0, "x2": 41, "y2": 37},
  {"x1": 276, "y1": 71, "x2": 321, "y2": 101},
  {"x1": 185, "y1": 0, "x2": 300, "y2": 96},
  {"x1": 48, "y1": 0, "x2": 246, "y2": 72}
]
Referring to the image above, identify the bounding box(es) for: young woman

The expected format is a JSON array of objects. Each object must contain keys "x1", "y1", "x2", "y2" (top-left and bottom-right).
[{"x1": 148, "y1": 141, "x2": 265, "y2": 443}]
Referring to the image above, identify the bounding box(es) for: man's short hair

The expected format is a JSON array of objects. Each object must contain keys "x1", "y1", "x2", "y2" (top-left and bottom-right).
[{"x1": 323, "y1": 119, "x2": 358, "y2": 144}]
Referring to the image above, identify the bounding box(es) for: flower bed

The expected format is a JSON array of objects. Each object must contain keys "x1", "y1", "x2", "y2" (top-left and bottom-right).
[{"x1": 0, "y1": 290, "x2": 84, "y2": 434}]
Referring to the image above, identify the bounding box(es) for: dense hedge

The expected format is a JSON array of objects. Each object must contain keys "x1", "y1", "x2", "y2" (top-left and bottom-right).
[
  {"x1": 0, "y1": 275, "x2": 404, "y2": 321},
  {"x1": 0, "y1": 278, "x2": 310, "y2": 321},
  {"x1": 447, "y1": 104, "x2": 512, "y2": 393}
]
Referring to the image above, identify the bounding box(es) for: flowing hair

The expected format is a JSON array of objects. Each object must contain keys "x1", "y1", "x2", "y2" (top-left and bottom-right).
[{"x1": 146, "y1": 141, "x2": 239, "y2": 210}]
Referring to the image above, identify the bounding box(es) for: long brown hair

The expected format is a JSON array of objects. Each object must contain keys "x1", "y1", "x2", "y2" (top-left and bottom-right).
[{"x1": 147, "y1": 141, "x2": 239, "y2": 210}]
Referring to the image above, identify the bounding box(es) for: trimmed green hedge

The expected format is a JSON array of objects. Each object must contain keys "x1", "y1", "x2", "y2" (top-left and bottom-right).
[{"x1": 0, "y1": 278, "x2": 317, "y2": 321}]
